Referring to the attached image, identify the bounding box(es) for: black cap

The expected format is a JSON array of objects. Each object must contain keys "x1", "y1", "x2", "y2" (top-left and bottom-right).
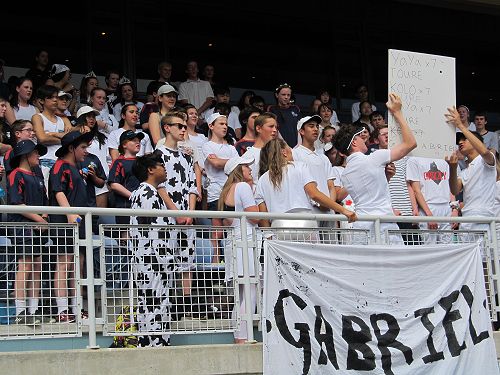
[
  {"x1": 119, "y1": 130, "x2": 145, "y2": 145},
  {"x1": 456, "y1": 131, "x2": 483, "y2": 145},
  {"x1": 11, "y1": 140, "x2": 47, "y2": 168},
  {"x1": 55, "y1": 131, "x2": 93, "y2": 157}
]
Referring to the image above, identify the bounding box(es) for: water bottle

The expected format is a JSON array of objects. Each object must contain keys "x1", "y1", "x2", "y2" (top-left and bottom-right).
[{"x1": 0, "y1": 186, "x2": 5, "y2": 203}]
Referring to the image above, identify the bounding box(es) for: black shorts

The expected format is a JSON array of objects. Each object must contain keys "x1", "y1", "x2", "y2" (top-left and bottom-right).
[{"x1": 7, "y1": 227, "x2": 50, "y2": 259}]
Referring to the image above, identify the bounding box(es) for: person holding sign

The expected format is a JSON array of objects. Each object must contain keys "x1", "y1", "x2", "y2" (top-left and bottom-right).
[
  {"x1": 445, "y1": 107, "x2": 496, "y2": 233},
  {"x1": 333, "y1": 93, "x2": 417, "y2": 242}
]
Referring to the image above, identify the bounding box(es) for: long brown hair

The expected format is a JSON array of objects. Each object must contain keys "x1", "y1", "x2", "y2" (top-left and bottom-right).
[
  {"x1": 259, "y1": 138, "x2": 288, "y2": 189},
  {"x1": 218, "y1": 165, "x2": 245, "y2": 211}
]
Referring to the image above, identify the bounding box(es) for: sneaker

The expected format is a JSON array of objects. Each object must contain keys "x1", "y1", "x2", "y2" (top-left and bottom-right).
[
  {"x1": 14, "y1": 311, "x2": 41, "y2": 326},
  {"x1": 31, "y1": 309, "x2": 53, "y2": 323},
  {"x1": 54, "y1": 310, "x2": 76, "y2": 323}
]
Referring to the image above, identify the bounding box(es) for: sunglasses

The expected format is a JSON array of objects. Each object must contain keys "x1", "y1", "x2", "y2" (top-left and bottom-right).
[{"x1": 167, "y1": 123, "x2": 187, "y2": 130}]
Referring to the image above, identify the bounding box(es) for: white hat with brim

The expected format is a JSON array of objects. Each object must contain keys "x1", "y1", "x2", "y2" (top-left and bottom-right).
[{"x1": 224, "y1": 154, "x2": 255, "y2": 175}]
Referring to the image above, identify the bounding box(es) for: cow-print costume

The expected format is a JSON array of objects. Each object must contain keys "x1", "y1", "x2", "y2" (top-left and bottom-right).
[
  {"x1": 157, "y1": 145, "x2": 198, "y2": 271},
  {"x1": 129, "y1": 182, "x2": 179, "y2": 347}
]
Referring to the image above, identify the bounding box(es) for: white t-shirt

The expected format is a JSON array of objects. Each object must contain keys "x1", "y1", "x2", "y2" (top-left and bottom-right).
[
  {"x1": 494, "y1": 181, "x2": 500, "y2": 231},
  {"x1": 242, "y1": 146, "x2": 261, "y2": 185},
  {"x1": 231, "y1": 182, "x2": 258, "y2": 238},
  {"x1": 351, "y1": 102, "x2": 377, "y2": 122},
  {"x1": 255, "y1": 161, "x2": 315, "y2": 213},
  {"x1": 459, "y1": 153, "x2": 496, "y2": 216},
  {"x1": 201, "y1": 140, "x2": 239, "y2": 202},
  {"x1": 178, "y1": 79, "x2": 214, "y2": 113},
  {"x1": 406, "y1": 157, "x2": 450, "y2": 206},
  {"x1": 14, "y1": 104, "x2": 37, "y2": 121},
  {"x1": 38, "y1": 113, "x2": 66, "y2": 161},
  {"x1": 108, "y1": 128, "x2": 153, "y2": 156},
  {"x1": 342, "y1": 149, "x2": 393, "y2": 215},
  {"x1": 96, "y1": 106, "x2": 119, "y2": 134},
  {"x1": 292, "y1": 145, "x2": 335, "y2": 197}
]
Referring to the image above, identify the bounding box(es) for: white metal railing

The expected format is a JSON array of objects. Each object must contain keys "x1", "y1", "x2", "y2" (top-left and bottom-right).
[{"x1": 0, "y1": 205, "x2": 499, "y2": 348}]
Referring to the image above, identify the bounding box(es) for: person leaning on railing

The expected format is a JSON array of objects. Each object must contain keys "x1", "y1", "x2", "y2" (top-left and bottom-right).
[{"x1": 255, "y1": 138, "x2": 356, "y2": 228}]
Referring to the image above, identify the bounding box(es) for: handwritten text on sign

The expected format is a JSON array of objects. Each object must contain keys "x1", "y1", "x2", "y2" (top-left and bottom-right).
[{"x1": 388, "y1": 49, "x2": 456, "y2": 159}]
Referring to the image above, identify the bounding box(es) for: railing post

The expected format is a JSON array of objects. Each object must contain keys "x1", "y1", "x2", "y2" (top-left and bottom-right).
[
  {"x1": 239, "y1": 215, "x2": 255, "y2": 342},
  {"x1": 489, "y1": 220, "x2": 499, "y2": 316},
  {"x1": 374, "y1": 218, "x2": 382, "y2": 244},
  {"x1": 84, "y1": 212, "x2": 99, "y2": 349}
]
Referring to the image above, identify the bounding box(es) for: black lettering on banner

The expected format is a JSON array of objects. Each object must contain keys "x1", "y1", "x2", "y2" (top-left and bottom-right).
[
  {"x1": 274, "y1": 289, "x2": 312, "y2": 375},
  {"x1": 342, "y1": 315, "x2": 376, "y2": 371},
  {"x1": 314, "y1": 306, "x2": 339, "y2": 370},
  {"x1": 438, "y1": 290, "x2": 466, "y2": 357},
  {"x1": 460, "y1": 285, "x2": 489, "y2": 345},
  {"x1": 414, "y1": 307, "x2": 445, "y2": 364},
  {"x1": 370, "y1": 313, "x2": 413, "y2": 375}
]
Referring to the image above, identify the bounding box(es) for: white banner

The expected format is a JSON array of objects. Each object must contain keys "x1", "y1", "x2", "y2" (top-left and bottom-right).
[
  {"x1": 388, "y1": 49, "x2": 456, "y2": 159},
  {"x1": 263, "y1": 241, "x2": 498, "y2": 375}
]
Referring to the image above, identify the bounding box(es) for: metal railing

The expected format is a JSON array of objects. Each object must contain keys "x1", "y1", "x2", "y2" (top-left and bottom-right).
[{"x1": 0, "y1": 205, "x2": 498, "y2": 348}]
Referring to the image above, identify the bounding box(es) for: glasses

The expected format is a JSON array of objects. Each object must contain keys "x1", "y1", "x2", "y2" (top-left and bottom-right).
[
  {"x1": 347, "y1": 129, "x2": 365, "y2": 151},
  {"x1": 167, "y1": 123, "x2": 188, "y2": 130},
  {"x1": 20, "y1": 128, "x2": 35, "y2": 133}
]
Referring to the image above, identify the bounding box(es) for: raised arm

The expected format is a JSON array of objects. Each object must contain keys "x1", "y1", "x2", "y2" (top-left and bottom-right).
[
  {"x1": 387, "y1": 93, "x2": 417, "y2": 162},
  {"x1": 445, "y1": 106, "x2": 495, "y2": 166}
]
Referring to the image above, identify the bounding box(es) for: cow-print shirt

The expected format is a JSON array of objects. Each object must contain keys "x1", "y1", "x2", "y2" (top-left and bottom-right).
[
  {"x1": 129, "y1": 182, "x2": 168, "y2": 225},
  {"x1": 156, "y1": 145, "x2": 198, "y2": 212}
]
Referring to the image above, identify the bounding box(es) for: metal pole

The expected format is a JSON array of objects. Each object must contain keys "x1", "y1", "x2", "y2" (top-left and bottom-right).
[
  {"x1": 239, "y1": 216, "x2": 254, "y2": 342},
  {"x1": 85, "y1": 212, "x2": 99, "y2": 349},
  {"x1": 374, "y1": 218, "x2": 382, "y2": 244},
  {"x1": 489, "y1": 220, "x2": 499, "y2": 316}
]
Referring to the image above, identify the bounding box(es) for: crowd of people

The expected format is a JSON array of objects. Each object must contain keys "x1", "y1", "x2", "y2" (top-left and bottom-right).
[{"x1": 0, "y1": 51, "x2": 499, "y2": 346}]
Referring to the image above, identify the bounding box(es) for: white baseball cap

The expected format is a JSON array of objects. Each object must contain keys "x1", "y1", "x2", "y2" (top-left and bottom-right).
[
  {"x1": 224, "y1": 154, "x2": 255, "y2": 175},
  {"x1": 206, "y1": 112, "x2": 227, "y2": 125},
  {"x1": 296, "y1": 115, "x2": 322, "y2": 131},
  {"x1": 157, "y1": 84, "x2": 177, "y2": 96},
  {"x1": 57, "y1": 90, "x2": 72, "y2": 100},
  {"x1": 76, "y1": 105, "x2": 99, "y2": 118}
]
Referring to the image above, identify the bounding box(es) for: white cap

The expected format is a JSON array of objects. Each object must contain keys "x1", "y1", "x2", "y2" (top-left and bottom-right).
[
  {"x1": 57, "y1": 90, "x2": 72, "y2": 100},
  {"x1": 323, "y1": 142, "x2": 333, "y2": 152},
  {"x1": 296, "y1": 115, "x2": 321, "y2": 131},
  {"x1": 157, "y1": 84, "x2": 177, "y2": 96},
  {"x1": 207, "y1": 112, "x2": 227, "y2": 125},
  {"x1": 76, "y1": 105, "x2": 99, "y2": 118},
  {"x1": 224, "y1": 154, "x2": 255, "y2": 175},
  {"x1": 51, "y1": 64, "x2": 70, "y2": 76}
]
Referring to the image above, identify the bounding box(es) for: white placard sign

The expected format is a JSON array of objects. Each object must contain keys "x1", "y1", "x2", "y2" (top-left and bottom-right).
[
  {"x1": 388, "y1": 49, "x2": 456, "y2": 158},
  {"x1": 263, "y1": 240, "x2": 498, "y2": 375}
]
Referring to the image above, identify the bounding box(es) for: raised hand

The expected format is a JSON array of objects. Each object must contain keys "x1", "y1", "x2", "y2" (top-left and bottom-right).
[
  {"x1": 444, "y1": 106, "x2": 464, "y2": 129},
  {"x1": 445, "y1": 151, "x2": 459, "y2": 168},
  {"x1": 386, "y1": 93, "x2": 402, "y2": 114}
]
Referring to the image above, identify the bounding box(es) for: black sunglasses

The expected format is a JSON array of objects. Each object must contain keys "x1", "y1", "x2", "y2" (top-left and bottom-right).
[{"x1": 167, "y1": 122, "x2": 187, "y2": 130}]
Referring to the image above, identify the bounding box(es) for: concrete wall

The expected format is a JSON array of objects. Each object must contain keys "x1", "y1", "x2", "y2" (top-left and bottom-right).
[{"x1": 0, "y1": 343, "x2": 263, "y2": 375}]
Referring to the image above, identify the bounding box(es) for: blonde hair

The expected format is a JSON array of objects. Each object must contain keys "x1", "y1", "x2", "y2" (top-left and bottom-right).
[
  {"x1": 259, "y1": 138, "x2": 288, "y2": 189},
  {"x1": 218, "y1": 165, "x2": 245, "y2": 211}
]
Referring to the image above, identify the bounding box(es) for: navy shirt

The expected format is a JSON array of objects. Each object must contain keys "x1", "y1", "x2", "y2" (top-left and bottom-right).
[
  {"x1": 268, "y1": 104, "x2": 301, "y2": 148},
  {"x1": 7, "y1": 167, "x2": 47, "y2": 222},
  {"x1": 80, "y1": 153, "x2": 107, "y2": 208},
  {"x1": 48, "y1": 159, "x2": 89, "y2": 224},
  {"x1": 108, "y1": 156, "x2": 139, "y2": 208}
]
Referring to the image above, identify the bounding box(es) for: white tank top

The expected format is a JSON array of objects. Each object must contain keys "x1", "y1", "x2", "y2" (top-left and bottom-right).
[
  {"x1": 39, "y1": 113, "x2": 65, "y2": 160},
  {"x1": 14, "y1": 104, "x2": 37, "y2": 121}
]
